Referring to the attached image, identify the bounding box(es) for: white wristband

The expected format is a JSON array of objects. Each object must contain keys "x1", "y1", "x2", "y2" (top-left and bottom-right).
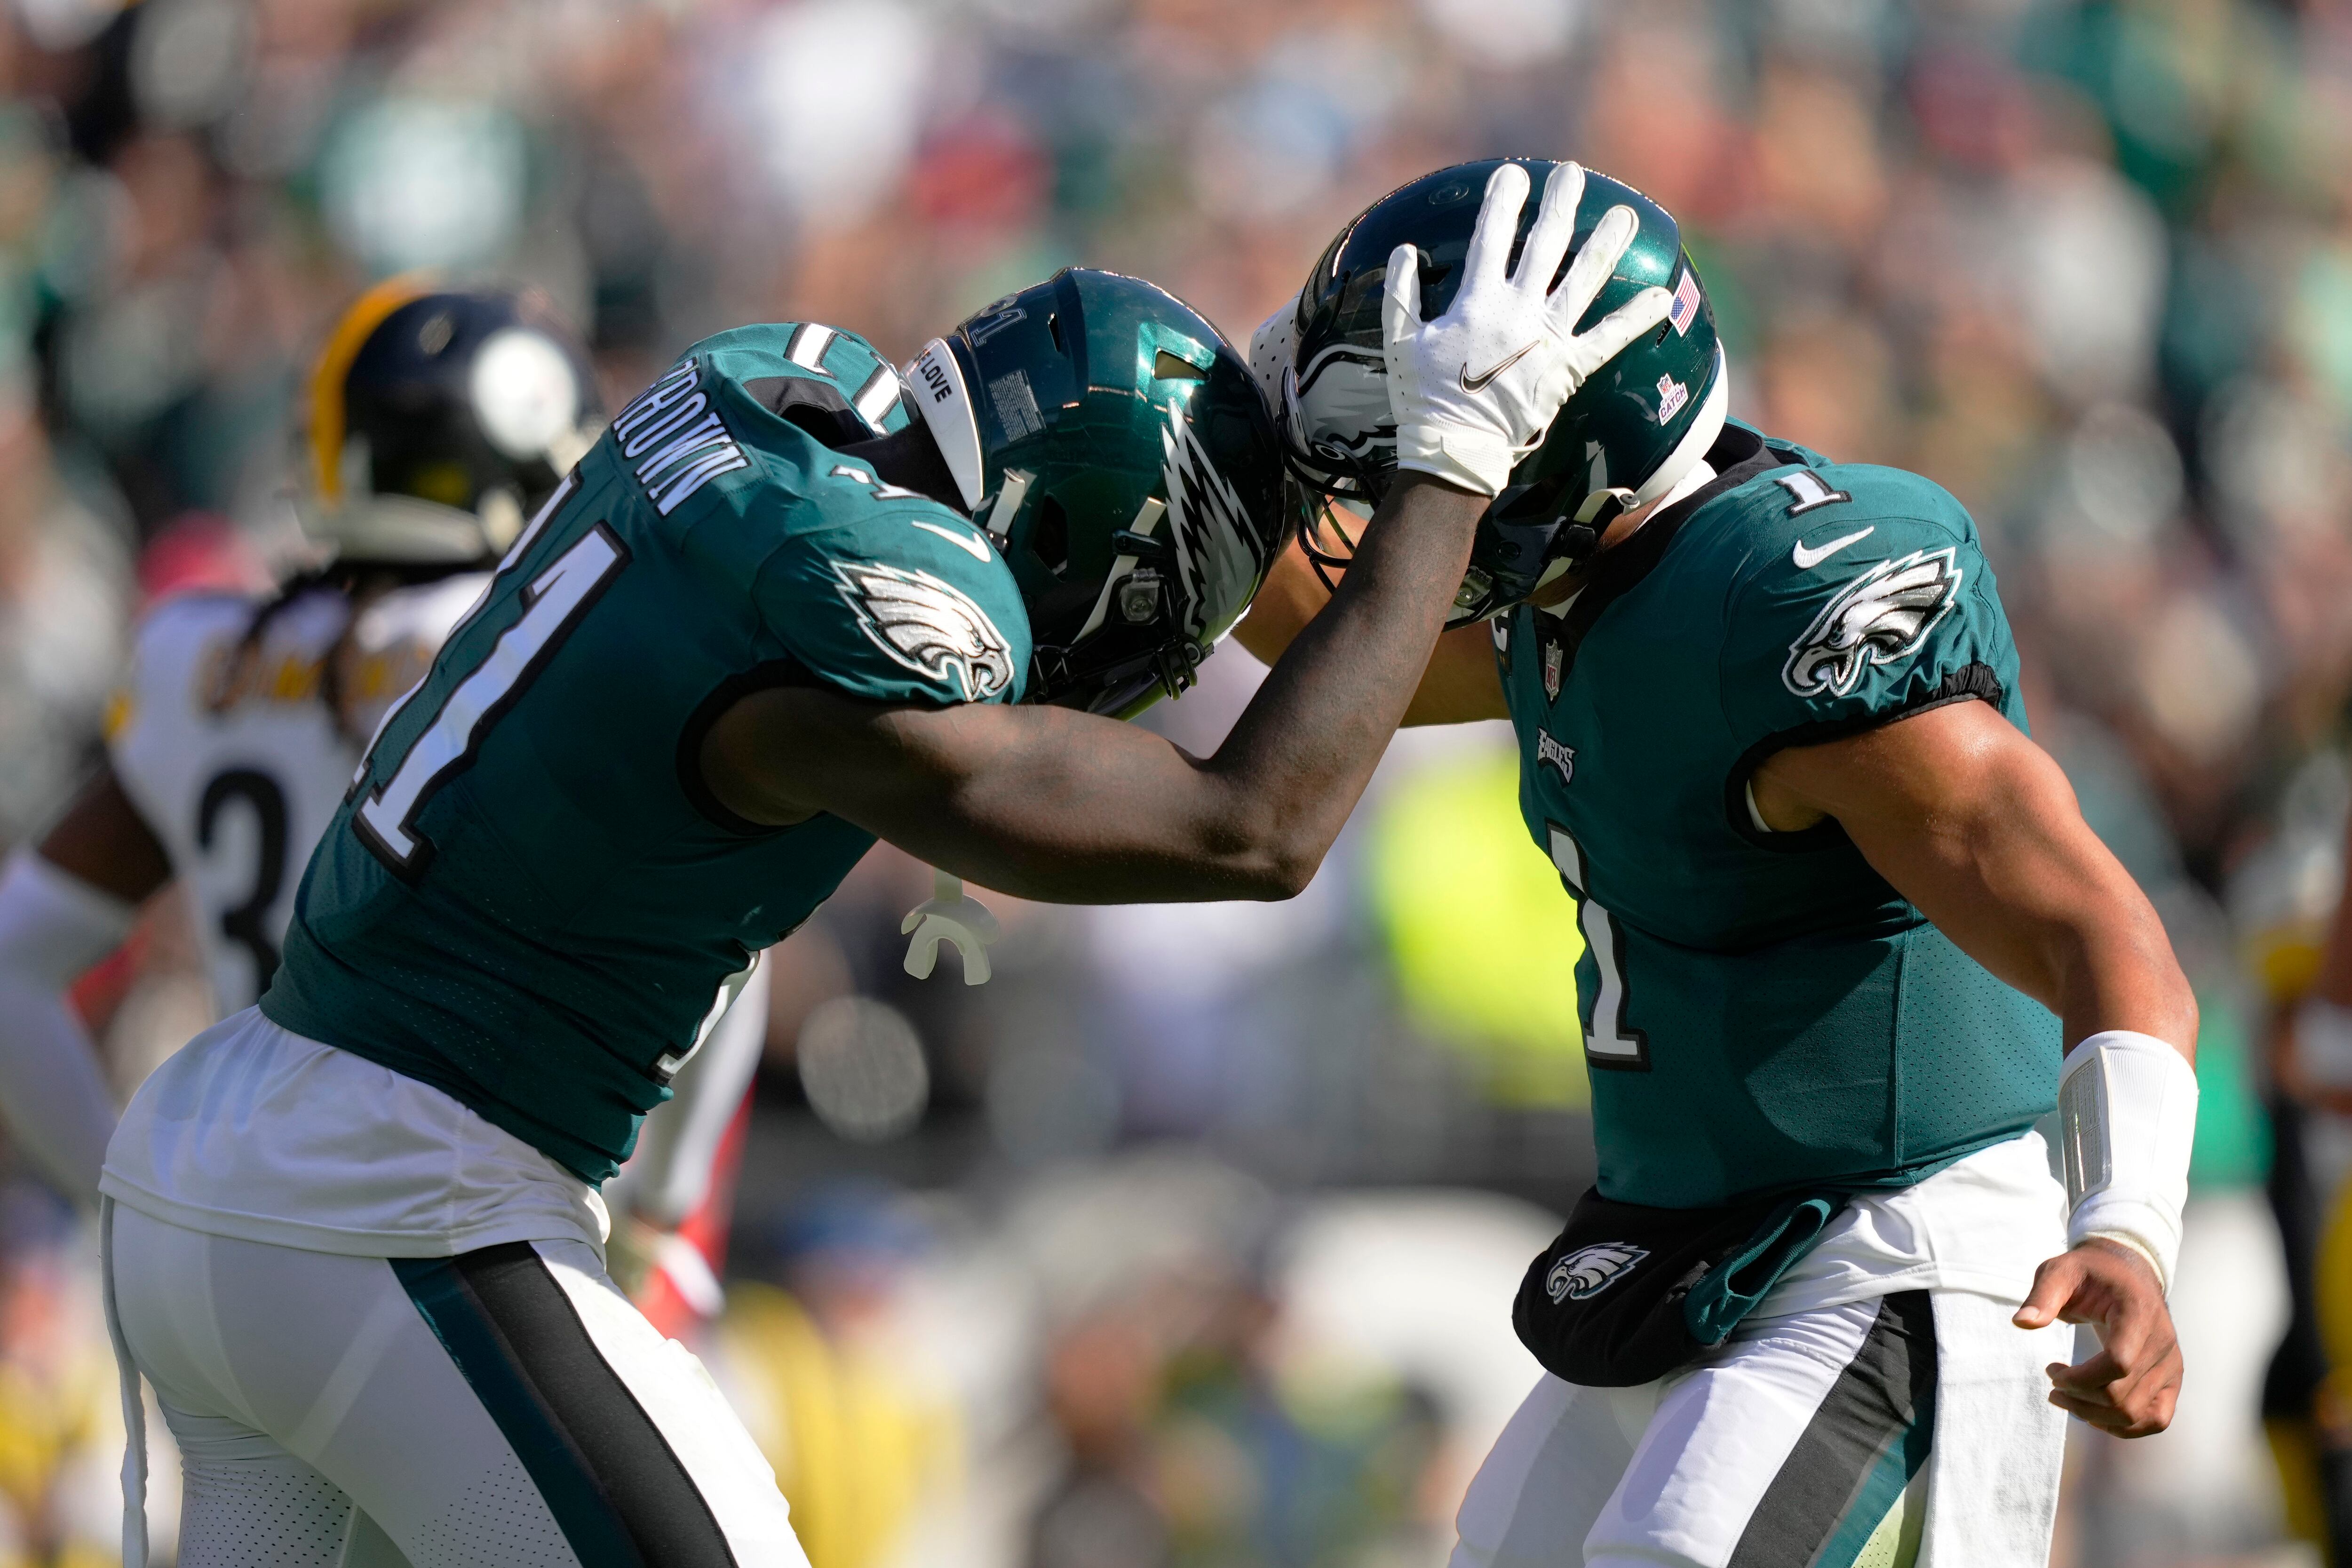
[{"x1": 2058, "y1": 1029, "x2": 2198, "y2": 1295}]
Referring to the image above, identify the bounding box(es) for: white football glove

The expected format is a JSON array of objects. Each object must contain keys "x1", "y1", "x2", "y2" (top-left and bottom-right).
[
  {"x1": 1383, "y1": 161, "x2": 1674, "y2": 497},
  {"x1": 901, "y1": 867, "x2": 1001, "y2": 985}
]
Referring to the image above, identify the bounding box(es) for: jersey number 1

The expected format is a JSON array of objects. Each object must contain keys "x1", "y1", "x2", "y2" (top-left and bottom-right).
[
  {"x1": 354, "y1": 523, "x2": 629, "y2": 876},
  {"x1": 1546, "y1": 823, "x2": 1649, "y2": 1070}
]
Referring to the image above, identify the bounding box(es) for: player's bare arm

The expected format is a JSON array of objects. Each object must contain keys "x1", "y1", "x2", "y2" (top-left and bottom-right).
[
  {"x1": 1232, "y1": 424, "x2": 1713, "y2": 730},
  {"x1": 1753, "y1": 700, "x2": 2196, "y2": 1438},
  {"x1": 704, "y1": 472, "x2": 1487, "y2": 902},
  {"x1": 1750, "y1": 704, "x2": 2193, "y2": 1045},
  {"x1": 35, "y1": 764, "x2": 174, "y2": 902},
  {"x1": 711, "y1": 161, "x2": 1663, "y2": 906},
  {"x1": 1234, "y1": 536, "x2": 1508, "y2": 726}
]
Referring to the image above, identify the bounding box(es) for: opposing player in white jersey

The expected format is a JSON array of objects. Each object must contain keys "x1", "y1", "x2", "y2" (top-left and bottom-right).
[{"x1": 0, "y1": 281, "x2": 767, "y2": 1332}]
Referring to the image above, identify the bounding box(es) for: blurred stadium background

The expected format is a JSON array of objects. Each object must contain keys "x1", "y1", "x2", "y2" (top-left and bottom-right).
[{"x1": 0, "y1": 0, "x2": 2337, "y2": 1562}]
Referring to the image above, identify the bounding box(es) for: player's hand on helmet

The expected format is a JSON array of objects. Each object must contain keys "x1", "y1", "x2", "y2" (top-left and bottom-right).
[
  {"x1": 1381, "y1": 161, "x2": 1673, "y2": 497},
  {"x1": 2014, "y1": 1236, "x2": 2184, "y2": 1438}
]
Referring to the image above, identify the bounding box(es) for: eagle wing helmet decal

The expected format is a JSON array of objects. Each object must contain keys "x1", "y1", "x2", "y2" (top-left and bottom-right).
[
  {"x1": 1288, "y1": 341, "x2": 1393, "y2": 469},
  {"x1": 838, "y1": 561, "x2": 1016, "y2": 702},
  {"x1": 1160, "y1": 401, "x2": 1270, "y2": 647},
  {"x1": 1782, "y1": 548, "x2": 1963, "y2": 699}
]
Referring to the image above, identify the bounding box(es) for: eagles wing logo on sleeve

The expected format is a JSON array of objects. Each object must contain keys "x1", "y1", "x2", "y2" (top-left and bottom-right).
[
  {"x1": 1781, "y1": 548, "x2": 1963, "y2": 699},
  {"x1": 1547, "y1": 1242, "x2": 1650, "y2": 1303},
  {"x1": 1160, "y1": 403, "x2": 1270, "y2": 646},
  {"x1": 837, "y1": 562, "x2": 1016, "y2": 702}
]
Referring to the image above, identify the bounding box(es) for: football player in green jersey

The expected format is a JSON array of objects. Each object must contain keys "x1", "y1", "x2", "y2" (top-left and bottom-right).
[
  {"x1": 1242, "y1": 159, "x2": 2199, "y2": 1568},
  {"x1": 99, "y1": 170, "x2": 1679, "y2": 1568}
]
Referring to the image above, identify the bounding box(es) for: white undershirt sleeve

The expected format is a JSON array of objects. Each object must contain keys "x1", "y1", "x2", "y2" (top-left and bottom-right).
[{"x1": 0, "y1": 849, "x2": 136, "y2": 1203}]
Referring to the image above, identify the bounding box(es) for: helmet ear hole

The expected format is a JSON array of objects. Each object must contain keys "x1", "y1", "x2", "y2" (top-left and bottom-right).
[
  {"x1": 1151, "y1": 349, "x2": 1207, "y2": 383},
  {"x1": 950, "y1": 267, "x2": 1284, "y2": 714},
  {"x1": 1029, "y1": 494, "x2": 1070, "y2": 576}
]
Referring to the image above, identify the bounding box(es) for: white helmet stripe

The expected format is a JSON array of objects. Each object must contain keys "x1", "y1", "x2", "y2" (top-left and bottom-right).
[{"x1": 905, "y1": 340, "x2": 985, "y2": 512}]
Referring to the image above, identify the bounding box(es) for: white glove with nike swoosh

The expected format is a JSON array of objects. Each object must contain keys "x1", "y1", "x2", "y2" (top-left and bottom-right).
[{"x1": 1383, "y1": 161, "x2": 1674, "y2": 497}]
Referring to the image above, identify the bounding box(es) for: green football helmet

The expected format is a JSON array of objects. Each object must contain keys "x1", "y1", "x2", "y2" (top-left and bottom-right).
[
  {"x1": 1262, "y1": 158, "x2": 1727, "y2": 624},
  {"x1": 905, "y1": 268, "x2": 1283, "y2": 718}
]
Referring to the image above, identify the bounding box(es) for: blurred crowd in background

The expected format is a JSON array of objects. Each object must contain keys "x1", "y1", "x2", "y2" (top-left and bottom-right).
[{"x1": 0, "y1": 0, "x2": 2342, "y2": 1563}]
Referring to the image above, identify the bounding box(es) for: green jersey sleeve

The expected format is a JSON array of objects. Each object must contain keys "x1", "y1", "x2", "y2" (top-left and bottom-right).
[
  {"x1": 752, "y1": 468, "x2": 1033, "y2": 708},
  {"x1": 1718, "y1": 468, "x2": 2021, "y2": 753}
]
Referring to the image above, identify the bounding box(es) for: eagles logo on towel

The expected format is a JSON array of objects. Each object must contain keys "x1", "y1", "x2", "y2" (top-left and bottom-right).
[
  {"x1": 1547, "y1": 1242, "x2": 1650, "y2": 1302},
  {"x1": 837, "y1": 562, "x2": 1016, "y2": 702},
  {"x1": 1781, "y1": 548, "x2": 1962, "y2": 699}
]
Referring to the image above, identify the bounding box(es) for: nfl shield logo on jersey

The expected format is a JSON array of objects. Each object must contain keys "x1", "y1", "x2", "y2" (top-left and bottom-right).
[
  {"x1": 1547, "y1": 1242, "x2": 1650, "y2": 1303},
  {"x1": 1542, "y1": 640, "x2": 1564, "y2": 701}
]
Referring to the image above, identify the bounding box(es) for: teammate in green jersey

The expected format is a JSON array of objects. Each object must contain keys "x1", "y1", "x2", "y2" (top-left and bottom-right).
[
  {"x1": 1243, "y1": 159, "x2": 2199, "y2": 1568},
  {"x1": 101, "y1": 171, "x2": 1680, "y2": 1568}
]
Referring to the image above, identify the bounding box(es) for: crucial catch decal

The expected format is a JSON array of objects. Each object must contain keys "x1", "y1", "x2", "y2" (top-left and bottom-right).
[
  {"x1": 1781, "y1": 547, "x2": 1962, "y2": 699},
  {"x1": 609, "y1": 358, "x2": 751, "y2": 516}
]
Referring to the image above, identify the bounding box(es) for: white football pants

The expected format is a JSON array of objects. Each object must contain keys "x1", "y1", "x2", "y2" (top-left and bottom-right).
[
  {"x1": 104, "y1": 1202, "x2": 809, "y2": 1568},
  {"x1": 1449, "y1": 1290, "x2": 2069, "y2": 1568}
]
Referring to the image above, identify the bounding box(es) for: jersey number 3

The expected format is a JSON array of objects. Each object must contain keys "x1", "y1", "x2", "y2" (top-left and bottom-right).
[
  {"x1": 198, "y1": 767, "x2": 289, "y2": 998},
  {"x1": 1546, "y1": 823, "x2": 1650, "y2": 1070},
  {"x1": 354, "y1": 523, "x2": 629, "y2": 876}
]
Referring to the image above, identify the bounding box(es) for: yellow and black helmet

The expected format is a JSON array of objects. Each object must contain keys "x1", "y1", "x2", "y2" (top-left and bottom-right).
[{"x1": 301, "y1": 279, "x2": 602, "y2": 565}]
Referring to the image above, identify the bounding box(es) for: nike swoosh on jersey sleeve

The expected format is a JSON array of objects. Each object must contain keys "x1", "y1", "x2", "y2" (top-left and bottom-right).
[
  {"x1": 909, "y1": 518, "x2": 993, "y2": 562},
  {"x1": 1791, "y1": 527, "x2": 1874, "y2": 569}
]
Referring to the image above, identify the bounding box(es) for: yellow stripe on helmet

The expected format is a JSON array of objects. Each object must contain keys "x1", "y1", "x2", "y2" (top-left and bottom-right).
[{"x1": 309, "y1": 274, "x2": 437, "y2": 504}]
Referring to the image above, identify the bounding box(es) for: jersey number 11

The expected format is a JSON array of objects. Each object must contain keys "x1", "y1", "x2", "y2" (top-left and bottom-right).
[{"x1": 353, "y1": 506, "x2": 629, "y2": 877}]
